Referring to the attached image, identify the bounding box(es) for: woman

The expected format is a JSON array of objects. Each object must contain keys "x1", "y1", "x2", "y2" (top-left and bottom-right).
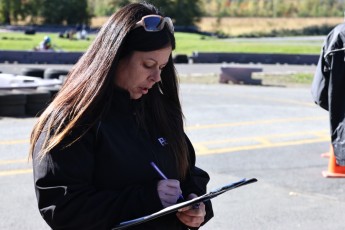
[{"x1": 30, "y1": 2, "x2": 213, "y2": 230}]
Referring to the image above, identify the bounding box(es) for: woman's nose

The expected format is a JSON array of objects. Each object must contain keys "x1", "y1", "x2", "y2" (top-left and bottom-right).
[{"x1": 150, "y1": 69, "x2": 161, "y2": 82}]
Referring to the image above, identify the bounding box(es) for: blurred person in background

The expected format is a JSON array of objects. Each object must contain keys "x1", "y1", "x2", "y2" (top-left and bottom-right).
[{"x1": 34, "y1": 35, "x2": 54, "y2": 51}]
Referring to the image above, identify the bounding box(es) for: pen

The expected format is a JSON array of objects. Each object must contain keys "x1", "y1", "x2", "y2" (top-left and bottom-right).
[{"x1": 150, "y1": 161, "x2": 185, "y2": 201}]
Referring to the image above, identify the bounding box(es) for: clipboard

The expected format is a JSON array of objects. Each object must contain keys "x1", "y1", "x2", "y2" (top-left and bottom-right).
[{"x1": 112, "y1": 178, "x2": 257, "y2": 230}]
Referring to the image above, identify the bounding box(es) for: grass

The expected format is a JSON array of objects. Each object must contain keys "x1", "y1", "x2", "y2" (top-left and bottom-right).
[
  {"x1": 0, "y1": 32, "x2": 94, "y2": 51},
  {"x1": 0, "y1": 31, "x2": 323, "y2": 55},
  {"x1": 174, "y1": 33, "x2": 323, "y2": 55},
  {"x1": 252, "y1": 72, "x2": 314, "y2": 87}
]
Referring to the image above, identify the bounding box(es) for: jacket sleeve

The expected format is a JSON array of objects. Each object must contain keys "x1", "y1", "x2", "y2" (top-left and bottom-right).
[
  {"x1": 311, "y1": 44, "x2": 330, "y2": 111},
  {"x1": 32, "y1": 125, "x2": 163, "y2": 230},
  {"x1": 181, "y1": 134, "x2": 214, "y2": 228}
]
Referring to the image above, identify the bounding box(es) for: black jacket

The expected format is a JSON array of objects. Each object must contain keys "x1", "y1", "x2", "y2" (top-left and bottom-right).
[
  {"x1": 32, "y1": 88, "x2": 213, "y2": 230},
  {"x1": 312, "y1": 22, "x2": 345, "y2": 166}
]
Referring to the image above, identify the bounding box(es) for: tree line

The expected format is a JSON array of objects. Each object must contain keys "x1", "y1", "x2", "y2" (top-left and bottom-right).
[
  {"x1": 212, "y1": 0, "x2": 345, "y2": 17},
  {"x1": 0, "y1": 0, "x2": 90, "y2": 25},
  {"x1": 1, "y1": 0, "x2": 345, "y2": 26},
  {"x1": 0, "y1": 0, "x2": 203, "y2": 26}
]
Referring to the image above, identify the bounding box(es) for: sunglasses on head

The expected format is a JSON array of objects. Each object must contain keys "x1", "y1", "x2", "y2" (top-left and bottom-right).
[{"x1": 134, "y1": 15, "x2": 174, "y2": 34}]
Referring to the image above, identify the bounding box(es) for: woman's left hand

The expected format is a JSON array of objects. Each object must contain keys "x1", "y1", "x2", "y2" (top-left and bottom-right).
[{"x1": 176, "y1": 193, "x2": 206, "y2": 228}]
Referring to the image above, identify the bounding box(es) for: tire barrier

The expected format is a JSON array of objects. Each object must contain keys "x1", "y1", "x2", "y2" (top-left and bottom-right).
[
  {"x1": 22, "y1": 90, "x2": 51, "y2": 116},
  {"x1": 0, "y1": 72, "x2": 63, "y2": 117},
  {"x1": 219, "y1": 67, "x2": 263, "y2": 85},
  {"x1": 0, "y1": 91, "x2": 27, "y2": 117},
  {"x1": 38, "y1": 86, "x2": 61, "y2": 101},
  {"x1": 191, "y1": 52, "x2": 319, "y2": 65},
  {"x1": 24, "y1": 29, "x2": 36, "y2": 35},
  {"x1": 0, "y1": 50, "x2": 319, "y2": 65},
  {"x1": 0, "y1": 90, "x2": 53, "y2": 117},
  {"x1": 0, "y1": 73, "x2": 62, "y2": 90},
  {"x1": 173, "y1": 54, "x2": 189, "y2": 63},
  {"x1": 0, "y1": 50, "x2": 83, "y2": 64},
  {"x1": 43, "y1": 68, "x2": 69, "y2": 79},
  {"x1": 21, "y1": 67, "x2": 45, "y2": 78}
]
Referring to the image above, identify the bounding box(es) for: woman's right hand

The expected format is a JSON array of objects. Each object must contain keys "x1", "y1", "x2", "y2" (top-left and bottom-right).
[{"x1": 157, "y1": 179, "x2": 183, "y2": 208}]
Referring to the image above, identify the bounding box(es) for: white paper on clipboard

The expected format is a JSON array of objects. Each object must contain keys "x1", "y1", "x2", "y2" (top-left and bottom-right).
[{"x1": 112, "y1": 178, "x2": 258, "y2": 230}]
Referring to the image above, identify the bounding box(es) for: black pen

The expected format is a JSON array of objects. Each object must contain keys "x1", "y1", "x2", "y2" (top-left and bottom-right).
[{"x1": 150, "y1": 162, "x2": 185, "y2": 201}]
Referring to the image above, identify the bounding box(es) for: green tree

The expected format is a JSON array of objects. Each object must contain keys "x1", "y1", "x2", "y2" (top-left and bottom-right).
[
  {"x1": 40, "y1": 0, "x2": 90, "y2": 25},
  {"x1": 0, "y1": 0, "x2": 26, "y2": 24},
  {"x1": 0, "y1": 0, "x2": 11, "y2": 24},
  {"x1": 22, "y1": 0, "x2": 44, "y2": 24},
  {"x1": 88, "y1": 0, "x2": 115, "y2": 16},
  {"x1": 64, "y1": 0, "x2": 90, "y2": 24},
  {"x1": 88, "y1": 0, "x2": 203, "y2": 26},
  {"x1": 40, "y1": 0, "x2": 64, "y2": 24},
  {"x1": 113, "y1": 0, "x2": 131, "y2": 7},
  {"x1": 10, "y1": 0, "x2": 22, "y2": 22},
  {"x1": 202, "y1": 0, "x2": 345, "y2": 17},
  {"x1": 148, "y1": 0, "x2": 203, "y2": 26}
]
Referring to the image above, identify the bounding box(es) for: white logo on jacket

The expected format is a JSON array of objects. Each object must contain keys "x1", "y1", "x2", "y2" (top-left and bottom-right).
[{"x1": 158, "y1": 137, "x2": 168, "y2": 146}]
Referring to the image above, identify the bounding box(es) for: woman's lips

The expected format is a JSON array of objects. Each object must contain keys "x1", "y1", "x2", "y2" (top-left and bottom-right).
[{"x1": 140, "y1": 87, "x2": 149, "y2": 94}]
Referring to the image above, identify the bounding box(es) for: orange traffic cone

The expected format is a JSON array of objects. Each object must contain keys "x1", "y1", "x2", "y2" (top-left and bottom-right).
[{"x1": 322, "y1": 145, "x2": 345, "y2": 178}]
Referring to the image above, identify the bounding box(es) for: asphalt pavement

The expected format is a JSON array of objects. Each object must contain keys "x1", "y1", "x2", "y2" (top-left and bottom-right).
[{"x1": 1, "y1": 63, "x2": 344, "y2": 230}]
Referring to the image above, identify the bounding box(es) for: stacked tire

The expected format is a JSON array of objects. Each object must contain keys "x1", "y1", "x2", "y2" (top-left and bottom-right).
[
  {"x1": 0, "y1": 91, "x2": 27, "y2": 117},
  {"x1": 173, "y1": 54, "x2": 189, "y2": 63},
  {"x1": 44, "y1": 68, "x2": 69, "y2": 79},
  {"x1": 0, "y1": 90, "x2": 52, "y2": 117},
  {"x1": 21, "y1": 68, "x2": 45, "y2": 78},
  {"x1": 23, "y1": 90, "x2": 51, "y2": 117},
  {"x1": 0, "y1": 68, "x2": 68, "y2": 117}
]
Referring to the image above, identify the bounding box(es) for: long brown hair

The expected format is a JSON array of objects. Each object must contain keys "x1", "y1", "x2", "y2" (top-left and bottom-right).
[{"x1": 29, "y1": 2, "x2": 189, "y2": 179}]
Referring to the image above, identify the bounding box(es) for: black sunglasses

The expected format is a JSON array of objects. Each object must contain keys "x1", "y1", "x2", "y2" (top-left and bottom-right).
[{"x1": 134, "y1": 15, "x2": 174, "y2": 34}]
